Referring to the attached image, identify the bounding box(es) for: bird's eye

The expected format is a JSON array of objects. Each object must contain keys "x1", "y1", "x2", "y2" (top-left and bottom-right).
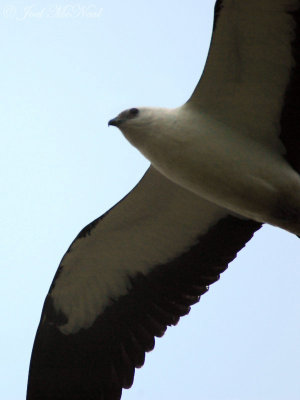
[{"x1": 129, "y1": 108, "x2": 139, "y2": 117}]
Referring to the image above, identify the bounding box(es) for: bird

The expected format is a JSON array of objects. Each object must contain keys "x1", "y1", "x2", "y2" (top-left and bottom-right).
[{"x1": 26, "y1": 1, "x2": 300, "y2": 399}]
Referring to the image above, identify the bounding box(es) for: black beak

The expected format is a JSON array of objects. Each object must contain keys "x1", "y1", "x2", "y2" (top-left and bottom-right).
[{"x1": 108, "y1": 117, "x2": 122, "y2": 127}]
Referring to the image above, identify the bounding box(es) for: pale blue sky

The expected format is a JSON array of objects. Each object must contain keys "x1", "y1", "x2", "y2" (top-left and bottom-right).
[{"x1": 1, "y1": 1, "x2": 300, "y2": 399}]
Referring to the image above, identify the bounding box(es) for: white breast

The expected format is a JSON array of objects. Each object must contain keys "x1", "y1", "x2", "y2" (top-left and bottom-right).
[{"x1": 128, "y1": 106, "x2": 300, "y2": 234}]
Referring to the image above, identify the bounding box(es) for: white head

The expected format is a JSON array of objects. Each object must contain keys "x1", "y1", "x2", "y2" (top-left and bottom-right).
[
  {"x1": 108, "y1": 106, "x2": 187, "y2": 175},
  {"x1": 108, "y1": 107, "x2": 176, "y2": 149}
]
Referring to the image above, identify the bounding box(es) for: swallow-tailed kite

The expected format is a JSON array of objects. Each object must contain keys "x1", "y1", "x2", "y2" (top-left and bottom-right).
[{"x1": 27, "y1": 1, "x2": 300, "y2": 399}]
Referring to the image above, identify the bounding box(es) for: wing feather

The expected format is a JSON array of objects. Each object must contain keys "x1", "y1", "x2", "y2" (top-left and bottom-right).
[
  {"x1": 27, "y1": 167, "x2": 261, "y2": 399},
  {"x1": 188, "y1": 0, "x2": 300, "y2": 153}
]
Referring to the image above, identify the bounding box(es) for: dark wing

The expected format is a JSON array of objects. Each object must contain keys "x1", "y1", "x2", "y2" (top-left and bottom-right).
[
  {"x1": 279, "y1": 3, "x2": 300, "y2": 172},
  {"x1": 26, "y1": 167, "x2": 261, "y2": 400},
  {"x1": 188, "y1": 0, "x2": 300, "y2": 171}
]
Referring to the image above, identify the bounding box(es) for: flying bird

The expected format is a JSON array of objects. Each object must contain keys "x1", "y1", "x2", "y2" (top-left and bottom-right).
[{"x1": 27, "y1": 1, "x2": 300, "y2": 399}]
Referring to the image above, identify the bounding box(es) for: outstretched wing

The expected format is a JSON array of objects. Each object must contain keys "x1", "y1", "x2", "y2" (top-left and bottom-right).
[
  {"x1": 26, "y1": 167, "x2": 260, "y2": 400},
  {"x1": 188, "y1": 0, "x2": 300, "y2": 172}
]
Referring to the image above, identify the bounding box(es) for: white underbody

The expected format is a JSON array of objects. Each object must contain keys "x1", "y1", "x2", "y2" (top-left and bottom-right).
[
  {"x1": 122, "y1": 106, "x2": 300, "y2": 236},
  {"x1": 117, "y1": 0, "x2": 300, "y2": 236}
]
